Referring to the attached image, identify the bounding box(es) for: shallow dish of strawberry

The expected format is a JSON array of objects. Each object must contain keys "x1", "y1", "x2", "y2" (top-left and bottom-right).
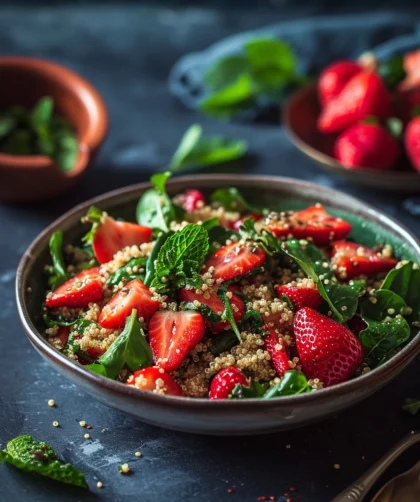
[{"x1": 16, "y1": 175, "x2": 420, "y2": 434}]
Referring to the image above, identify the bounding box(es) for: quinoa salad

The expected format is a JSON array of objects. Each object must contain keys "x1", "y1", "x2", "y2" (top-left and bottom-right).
[{"x1": 42, "y1": 173, "x2": 420, "y2": 400}]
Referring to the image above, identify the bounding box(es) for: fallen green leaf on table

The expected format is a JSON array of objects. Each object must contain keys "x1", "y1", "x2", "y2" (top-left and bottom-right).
[
  {"x1": 0, "y1": 435, "x2": 87, "y2": 488},
  {"x1": 200, "y1": 36, "x2": 307, "y2": 118},
  {"x1": 403, "y1": 398, "x2": 420, "y2": 415}
]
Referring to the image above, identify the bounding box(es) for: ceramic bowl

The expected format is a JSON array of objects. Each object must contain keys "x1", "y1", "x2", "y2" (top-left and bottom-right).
[
  {"x1": 284, "y1": 83, "x2": 420, "y2": 193},
  {"x1": 0, "y1": 57, "x2": 108, "y2": 202},
  {"x1": 16, "y1": 175, "x2": 420, "y2": 435}
]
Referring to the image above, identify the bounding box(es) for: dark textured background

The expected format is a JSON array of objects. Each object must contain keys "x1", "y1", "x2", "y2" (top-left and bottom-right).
[{"x1": 1, "y1": 3, "x2": 420, "y2": 501}]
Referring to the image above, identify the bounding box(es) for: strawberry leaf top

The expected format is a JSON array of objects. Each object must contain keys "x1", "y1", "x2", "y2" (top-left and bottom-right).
[{"x1": 150, "y1": 224, "x2": 209, "y2": 293}]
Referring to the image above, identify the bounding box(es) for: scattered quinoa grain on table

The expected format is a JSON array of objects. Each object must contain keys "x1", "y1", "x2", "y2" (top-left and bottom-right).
[
  {"x1": 47, "y1": 399, "x2": 55, "y2": 407},
  {"x1": 52, "y1": 421, "x2": 59, "y2": 427}
]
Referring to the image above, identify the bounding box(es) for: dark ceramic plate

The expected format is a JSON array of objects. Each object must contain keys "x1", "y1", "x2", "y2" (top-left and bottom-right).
[
  {"x1": 284, "y1": 83, "x2": 420, "y2": 193},
  {"x1": 16, "y1": 175, "x2": 420, "y2": 435}
]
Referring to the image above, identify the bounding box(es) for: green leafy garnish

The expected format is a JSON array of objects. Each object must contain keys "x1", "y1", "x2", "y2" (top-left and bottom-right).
[
  {"x1": 230, "y1": 380, "x2": 267, "y2": 399},
  {"x1": 209, "y1": 331, "x2": 238, "y2": 356},
  {"x1": 322, "y1": 280, "x2": 366, "y2": 323},
  {"x1": 90, "y1": 310, "x2": 153, "y2": 379},
  {"x1": 263, "y1": 370, "x2": 311, "y2": 399},
  {"x1": 210, "y1": 187, "x2": 259, "y2": 213},
  {"x1": 81, "y1": 206, "x2": 103, "y2": 245},
  {"x1": 46, "y1": 231, "x2": 68, "y2": 290},
  {"x1": 200, "y1": 37, "x2": 306, "y2": 118},
  {"x1": 143, "y1": 231, "x2": 174, "y2": 287},
  {"x1": 107, "y1": 257, "x2": 147, "y2": 286},
  {"x1": 378, "y1": 55, "x2": 406, "y2": 89},
  {"x1": 239, "y1": 217, "x2": 282, "y2": 256},
  {"x1": 150, "y1": 224, "x2": 209, "y2": 293},
  {"x1": 359, "y1": 290, "x2": 410, "y2": 367},
  {"x1": 403, "y1": 398, "x2": 420, "y2": 416},
  {"x1": 217, "y1": 282, "x2": 242, "y2": 342},
  {"x1": 0, "y1": 435, "x2": 87, "y2": 488}
]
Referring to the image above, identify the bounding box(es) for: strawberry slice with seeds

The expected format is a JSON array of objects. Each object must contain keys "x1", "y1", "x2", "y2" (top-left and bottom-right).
[
  {"x1": 93, "y1": 216, "x2": 152, "y2": 264},
  {"x1": 178, "y1": 286, "x2": 244, "y2": 333},
  {"x1": 46, "y1": 267, "x2": 103, "y2": 308},
  {"x1": 209, "y1": 366, "x2": 249, "y2": 400},
  {"x1": 182, "y1": 190, "x2": 206, "y2": 212},
  {"x1": 269, "y1": 205, "x2": 352, "y2": 245},
  {"x1": 57, "y1": 326, "x2": 70, "y2": 346},
  {"x1": 275, "y1": 284, "x2": 322, "y2": 310},
  {"x1": 204, "y1": 241, "x2": 266, "y2": 282},
  {"x1": 126, "y1": 367, "x2": 184, "y2": 397},
  {"x1": 264, "y1": 328, "x2": 290, "y2": 378},
  {"x1": 98, "y1": 279, "x2": 160, "y2": 329},
  {"x1": 294, "y1": 307, "x2": 363, "y2": 387},
  {"x1": 331, "y1": 241, "x2": 397, "y2": 279},
  {"x1": 148, "y1": 310, "x2": 205, "y2": 372}
]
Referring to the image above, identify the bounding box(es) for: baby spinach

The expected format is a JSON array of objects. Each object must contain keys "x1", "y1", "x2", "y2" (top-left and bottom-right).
[
  {"x1": 239, "y1": 218, "x2": 282, "y2": 256},
  {"x1": 210, "y1": 331, "x2": 238, "y2": 356},
  {"x1": 143, "y1": 231, "x2": 174, "y2": 287},
  {"x1": 136, "y1": 172, "x2": 185, "y2": 232},
  {"x1": 230, "y1": 381, "x2": 267, "y2": 399},
  {"x1": 169, "y1": 124, "x2": 247, "y2": 171},
  {"x1": 0, "y1": 435, "x2": 87, "y2": 488},
  {"x1": 95, "y1": 310, "x2": 153, "y2": 379},
  {"x1": 107, "y1": 257, "x2": 147, "y2": 286},
  {"x1": 217, "y1": 282, "x2": 242, "y2": 341},
  {"x1": 322, "y1": 280, "x2": 366, "y2": 323},
  {"x1": 263, "y1": 370, "x2": 312, "y2": 399},
  {"x1": 46, "y1": 231, "x2": 68, "y2": 290},
  {"x1": 207, "y1": 225, "x2": 239, "y2": 251},
  {"x1": 210, "y1": 187, "x2": 259, "y2": 213},
  {"x1": 281, "y1": 239, "x2": 333, "y2": 278},
  {"x1": 359, "y1": 290, "x2": 410, "y2": 367},
  {"x1": 403, "y1": 398, "x2": 420, "y2": 416},
  {"x1": 150, "y1": 224, "x2": 209, "y2": 293}
]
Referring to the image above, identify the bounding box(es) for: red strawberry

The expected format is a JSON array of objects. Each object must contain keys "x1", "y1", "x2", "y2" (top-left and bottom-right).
[
  {"x1": 399, "y1": 49, "x2": 420, "y2": 91},
  {"x1": 204, "y1": 241, "x2": 266, "y2": 282},
  {"x1": 275, "y1": 284, "x2": 322, "y2": 310},
  {"x1": 269, "y1": 205, "x2": 352, "y2": 245},
  {"x1": 318, "y1": 71, "x2": 393, "y2": 133},
  {"x1": 86, "y1": 346, "x2": 105, "y2": 359},
  {"x1": 264, "y1": 328, "x2": 290, "y2": 378},
  {"x1": 182, "y1": 190, "x2": 205, "y2": 212},
  {"x1": 57, "y1": 326, "x2": 70, "y2": 346},
  {"x1": 331, "y1": 241, "x2": 397, "y2": 279},
  {"x1": 397, "y1": 87, "x2": 420, "y2": 124},
  {"x1": 98, "y1": 279, "x2": 160, "y2": 329},
  {"x1": 334, "y1": 122, "x2": 399, "y2": 170},
  {"x1": 318, "y1": 60, "x2": 362, "y2": 107},
  {"x1": 209, "y1": 366, "x2": 249, "y2": 400},
  {"x1": 232, "y1": 213, "x2": 260, "y2": 232},
  {"x1": 93, "y1": 216, "x2": 152, "y2": 264},
  {"x1": 178, "y1": 286, "x2": 244, "y2": 333},
  {"x1": 126, "y1": 367, "x2": 184, "y2": 397},
  {"x1": 46, "y1": 267, "x2": 103, "y2": 308},
  {"x1": 294, "y1": 307, "x2": 363, "y2": 387},
  {"x1": 405, "y1": 116, "x2": 420, "y2": 172},
  {"x1": 148, "y1": 310, "x2": 205, "y2": 372}
]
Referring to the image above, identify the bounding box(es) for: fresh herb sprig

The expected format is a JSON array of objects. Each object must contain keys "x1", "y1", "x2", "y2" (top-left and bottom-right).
[{"x1": 45, "y1": 231, "x2": 68, "y2": 290}]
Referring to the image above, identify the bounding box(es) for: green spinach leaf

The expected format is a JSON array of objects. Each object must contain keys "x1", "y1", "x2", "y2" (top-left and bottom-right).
[
  {"x1": 144, "y1": 231, "x2": 174, "y2": 287},
  {"x1": 209, "y1": 331, "x2": 238, "y2": 356},
  {"x1": 210, "y1": 187, "x2": 259, "y2": 213},
  {"x1": 403, "y1": 398, "x2": 420, "y2": 416},
  {"x1": 322, "y1": 280, "x2": 365, "y2": 322},
  {"x1": 230, "y1": 380, "x2": 267, "y2": 399},
  {"x1": 263, "y1": 370, "x2": 311, "y2": 399},
  {"x1": 46, "y1": 231, "x2": 68, "y2": 290},
  {"x1": 107, "y1": 257, "x2": 147, "y2": 286},
  {"x1": 217, "y1": 282, "x2": 242, "y2": 341}
]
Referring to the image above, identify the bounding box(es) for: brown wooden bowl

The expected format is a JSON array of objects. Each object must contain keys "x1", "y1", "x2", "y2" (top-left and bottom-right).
[
  {"x1": 0, "y1": 57, "x2": 108, "y2": 202},
  {"x1": 284, "y1": 83, "x2": 420, "y2": 193}
]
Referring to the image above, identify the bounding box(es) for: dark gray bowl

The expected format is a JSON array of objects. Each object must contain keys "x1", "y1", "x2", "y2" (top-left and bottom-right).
[{"x1": 16, "y1": 175, "x2": 420, "y2": 435}]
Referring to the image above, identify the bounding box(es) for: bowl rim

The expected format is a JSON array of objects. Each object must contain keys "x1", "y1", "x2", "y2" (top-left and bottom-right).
[
  {"x1": 283, "y1": 82, "x2": 420, "y2": 182},
  {"x1": 0, "y1": 56, "x2": 108, "y2": 178},
  {"x1": 16, "y1": 174, "x2": 420, "y2": 410}
]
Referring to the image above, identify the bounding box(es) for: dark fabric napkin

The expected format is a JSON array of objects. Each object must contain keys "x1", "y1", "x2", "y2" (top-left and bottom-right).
[{"x1": 169, "y1": 11, "x2": 420, "y2": 114}]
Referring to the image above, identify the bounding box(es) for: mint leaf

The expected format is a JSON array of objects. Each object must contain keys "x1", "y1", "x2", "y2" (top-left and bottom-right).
[
  {"x1": 263, "y1": 370, "x2": 311, "y2": 399},
  {"x1": 150, "y1": 224, "x2": 209, "y2": 293},
  {"x1": 98, "y1": 310, "x2": 153, "y2": 378},
  {"x1": 0, "y1": 435, "x2": 87, "y2": 488},
  {"x1": 144, "y1": 231, "x2": 174, "y2": 287},
  {"x1": 52, "y1": 129, "x2": 78, "y2": 173},
  {"x1": 31, "y1": 97, "x2": 54, "y2": 127},
  {"x1": 169, "y1": 124, "x2": 203, "y2": 170},
  {"x1": 199, "y1": 74, "x2": 253, "y2": 118},
  {"x1": 107, "y1": 257, "x2": 147, "y2": 286},
  {"x1": 403, "y1": 398, "x2": 420, "y2": 416},
  {"x1": 204, "y1": 55, "x2": 249, "y2": 91},
  {"x1": 211, "y1": 187, "x2": 258, "y2": 213},
  {"x1": 46, "y1": 231, "x2": 68, "y2": 290}
]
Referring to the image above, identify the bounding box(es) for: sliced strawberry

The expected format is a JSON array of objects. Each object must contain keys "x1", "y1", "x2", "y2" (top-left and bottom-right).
[
  {"x1": 148, "y1": 310, "x2": 205, "y2": 372},
  {"x1": 399, "y1": 49, "x2": 420, "y2": 91},
  {"x1": 126, "y1": 367, "x2": 184, "y2": 397},
  {"x1": 275, "y1": 284, "x2": 323, "y2": 310},
  {"x1": 331, "y1": 241, "x2": 397, "y2": 279},
  {"x1": 93, "y1": 216, "x2": 152, "y2": 264},
  {"x1": 294, "y1": 307, "x2": 363, "y2": 387},
  {"x1": 269, "y1": 205, "x2": 352, "y2": 245},
  {"x1": 318, "y1": 60, "x2": 362, "y2": 107},
  {"x1": 204, "y1": 241, "x2": 266, "y2": 282},
  {"x1": 264, "y1": 328, "x2": 290, "y2": 378},
  {"x1": 209, "y1": 366, "x2": 249, "y2": 400},
  {"x1": 98, "y1": 279, "x2": 160, "y2": 329},
  {"x1": 46, "y1": 267, "x2": 103, "y2": 308},
  {"x1": 86, "y1": 346, "x2": 105, "y2": 359},
  {"x1": 178, "y1": 286, "x2": 244, "y2": 333},
  {"x1": 405, "y1": 115, "x2": 420, "y2": 172},
  {"x1": 57, "y1": 326, "x2": 70, "y2": 346},
  {"x1": 182, "y1": 190, "x2": 206, "y2": 212},
  {"x1": 232, "y1": 213, "x2": 260, "y2": 232}
]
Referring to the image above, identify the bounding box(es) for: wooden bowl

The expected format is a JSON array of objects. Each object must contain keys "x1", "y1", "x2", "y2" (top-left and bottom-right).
[
  {"x1": 284, "y1": 83, "x2": 420, "y2": 193},
  {"x1": 0, "y1": 57, "x2": 108, "y2": 202}
]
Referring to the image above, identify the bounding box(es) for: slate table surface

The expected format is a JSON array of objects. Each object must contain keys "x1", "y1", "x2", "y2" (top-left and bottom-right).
[{"x1": 1, "y1": 4, "x2": 420, "y2": 502}]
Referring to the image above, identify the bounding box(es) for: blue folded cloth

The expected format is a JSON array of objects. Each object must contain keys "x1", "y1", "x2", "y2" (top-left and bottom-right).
[{"x1": 169, "y1": 12, "x2": 420, "y2": 117}]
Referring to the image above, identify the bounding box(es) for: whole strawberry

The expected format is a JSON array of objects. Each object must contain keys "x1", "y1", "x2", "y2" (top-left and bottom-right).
[
  {"x1": 334, "y1": 122, "x2": 399, "y2": 170},
  {"x1": 318, "y1": 60, "x2": 361, "y2": 107},
  {"x1": 294, "y1": 307, "x2": 363, "y2": 387},
  {"x1": 318, "y1": 71, "x2": 393, "y2": 133},
  {"x1": 209, "y1": 366, "x2": 249, "y2": 400},
  {"x1": 405, "y1": 115, "x2": 420, "y2": 173}
]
